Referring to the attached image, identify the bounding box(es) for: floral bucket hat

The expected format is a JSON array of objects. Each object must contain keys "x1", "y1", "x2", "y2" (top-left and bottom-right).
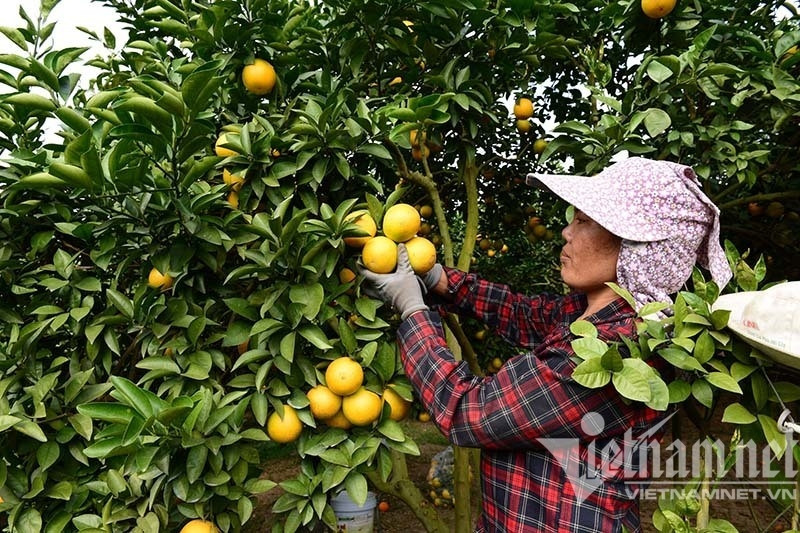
[{"x1": 527, "y1": 157, "x2": 732, "y2": 308}]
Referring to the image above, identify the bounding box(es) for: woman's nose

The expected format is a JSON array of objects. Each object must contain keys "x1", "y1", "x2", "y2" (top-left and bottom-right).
[{"x1": 561, "y1": 222, "x2": 572, "y2": 241}]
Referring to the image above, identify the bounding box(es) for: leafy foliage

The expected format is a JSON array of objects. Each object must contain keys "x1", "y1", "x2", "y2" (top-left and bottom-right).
[{"x1": 0, "y1": 0, "x2": 798, "y2": 532}]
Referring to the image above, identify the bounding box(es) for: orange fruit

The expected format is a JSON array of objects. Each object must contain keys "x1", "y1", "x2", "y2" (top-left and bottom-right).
[
  {"x1": 227, "y1": 190, "x2": 239, "y2": 209},
  {"x1": 343, "y1": 211, "x2": 377, "y2": 248},
  {"x1": 325, "y1": 357, "x2": 364, "y2": 396},
  {"x1": 411, "y1": 144, "x2": 431, "y2": 161},
  {"x1": 223, "y1": 169, "x2": 244, "y2": 190},
  {"x1": 641, "y1": 0, "x2": 677, "y2": 18},
  {"x1": 516, "y1": 119, "x2": 531, "y2": 133},
  {"x1": 307, "y1": 385, "x2": 343, "y2": 420},
  {"x1": 266, "y1": 405, "x2": 303, "y2": 443},
  {"x1": 383, "y1": 204, "x2": 421, "y2": 242},
  {"x1": 533, "y1": 139, "x2": 548, "y2": 154},
  {"x1": 378, "y1": 501, "x2": 390, "y2": 512},
  {"x1": 418, "y1": 412, "x2": 431, "y2": 422},
  {"x1": 214, "y1": 132, "x2": 238, "y2": 157},
  {"x1": 361, "y1": 236, "x2": 398, "y2": 273},
  {"x1": 513, "y1": 97, "x2": 534, "y2": 119},
  {"x1": 419, "y1": 204, "x2": 434, "y2": 218},
  {"x1": 180, "y1": 519, "x2": 220, "y2": 533},
  {"x1": 148, "y1": 268, "x2": 173, "y2": 290},
  {"x1": 404, "y1": 236, "x2": 437, "y2": 274},
  {"x1": 242, "y1": 58, "x2": 277, "y2": 95},
  {"x1": 325, "y1": 409, "x2": 353, "y2": 430},
  {"x1": 342, "y1": 387, "x2": 383, "y2": 426},
  {"x1": 338, "y1": 267, "x2": 356, "y2": 284},
  {"x1": 382, "y1": 387, "x2": 411, "y2": 421},
  {"x1": 409, "y1": 129, "x2": 426, "y2": 147}
]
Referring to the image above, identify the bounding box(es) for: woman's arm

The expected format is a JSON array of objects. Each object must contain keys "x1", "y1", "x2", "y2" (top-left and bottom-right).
[
  {"x1": 399, "y1": 309, "x2": 665, "y2": 450},
  {"x1": 428, "y1": 267, "x2": 562, "y2": 349}
]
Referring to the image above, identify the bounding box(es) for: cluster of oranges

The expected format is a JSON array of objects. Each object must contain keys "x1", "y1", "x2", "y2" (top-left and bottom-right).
[
  {"x1": 265, "y1": 357, "x2": 411, "y2": 443},
  {"x1": 513, "y1": 97, "x2": 534, "y2": 133},
  {"x1": 343, "y1": 203, "x2": 437, "y2": 275}
]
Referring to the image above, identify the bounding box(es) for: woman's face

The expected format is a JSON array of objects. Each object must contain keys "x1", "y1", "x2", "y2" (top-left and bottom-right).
[{"x1": 559, "y1": 210, "x2": 621, "y2": 293}]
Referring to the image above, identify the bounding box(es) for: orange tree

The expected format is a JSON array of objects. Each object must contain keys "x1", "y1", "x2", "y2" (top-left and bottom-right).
[{"x1": 0, "y1": 0, "x2": 798, "y2": 532}]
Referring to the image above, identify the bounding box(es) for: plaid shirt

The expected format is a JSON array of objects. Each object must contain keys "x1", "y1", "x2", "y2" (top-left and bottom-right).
[{"x1": 397, "y1": 268, "x2": 668, "y2": 533}]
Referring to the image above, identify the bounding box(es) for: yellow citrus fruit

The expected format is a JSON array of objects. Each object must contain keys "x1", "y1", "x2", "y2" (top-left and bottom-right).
[
  {"x1": 180, "y1": 519, "x2": 220, "y2": 533},
  {"x1": 409, "y1": 129, "x2": 426, "y2": 147},
  {"x1": 266, "y1": 405, "x2": 303, "y2": 443},
  {"x1": 148, "y1": 268, "x2": 173, "y2": 290},
  {"x1": 418, "y1": 412, "x2": 431, "y2": 422},
  {"x1": 214, "y1": 132, "x2": 238, "y2": 157},
  {"x1": 404, "y1": 237, "x2": 437, "y2": 274},
  {"x1": 343, "y1": 211, "x2": 377, "y2": 247},
  {"x1": 641, "y1": 0, "x2": 676, "y2": 18},
  {"x1": 419, "y1": 204, "x2": 434, "y2": 218},
  {"x1": 383, "y1": 203, "x2": 421, "y2": 242},
  {"x1": 513, "y1": 97, "x2": 534, "y2": 119},
  {"x1": 241, "y1": 58, "x2": 277, "y2": 95},
  {"x1": 533, "y1": 224, "x2": 548, "y2": 238},
  {"x1": 491, "y1": 357, "x2": 503, "y2": 370},
  {"x1": 325, "y1": 357, "x2": 364, "y2": 396},
  {"x1": 342, "y1": 387, "x2": 383, "y2": 426},
  {"x1": 383, "y1": 387, "x2": 411, "y2": 421},
  {"x1": 361, "y1": 236, "x2": 398, "y2": 273},
  {"x1": 411, "y1": 144, "x2": 430, "y2": 161},
  {"x1": 223, "y1": 169, "x2": 244, "y2": 190},
  {"x1": 533, "y1": 139, "x2": 548, "y2": 154},
  {"x1": 307, "y1": 385, "x2": 342, "y2": 420},
  {"x1": 339, "y1": 267, "x2": 356, "y2": 284},
  {"x1": 326, "y1": 409, "x2": 353, "y2": 429},
  {"x1": 227, "y1": 190, "x2": 239, "y2": 209},
  {"x1": 516, "y1": 119, "x2": 531, "y2": 133}
]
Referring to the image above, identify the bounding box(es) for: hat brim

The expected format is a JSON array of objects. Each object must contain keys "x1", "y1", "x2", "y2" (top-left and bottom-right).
[
  {"x1": 713, "y1": 292, "x2": 800, "y2": 370},
  {"x1": 526, "y1": 172, "x2": 668, "y2": 242}
]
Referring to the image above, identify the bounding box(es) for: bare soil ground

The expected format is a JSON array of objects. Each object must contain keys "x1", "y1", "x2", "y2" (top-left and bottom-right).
[{"x1": 246, "y1": 399, "x2": 796, "y2": 533}]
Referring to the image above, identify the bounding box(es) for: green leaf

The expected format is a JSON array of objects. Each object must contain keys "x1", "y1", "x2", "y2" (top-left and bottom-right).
[
  {"x1": 646, "y1": 60, "x2": 674, "y2": 83},
  {"x1": 186, "y1": 445, "x2": 208, "y2": 484},
  {"x1": 611, "y1": 359, "x2": 651, "y2": 402},
  {"x1": 571, "y1": 357, "x2": 611, "y2": 389},
  {"x1": 758, "y1": 414, "x2": 787, "y2": 459},
  {"x1": 693, "y1": 330, "x2": 715, "y2": 364},
  {"x1": 298, "y1": 324, "x2": 333, "y2": 349},
  {"x1": 106, "y1": 288, "x2": 134, "y2": 319},
  {"x1": 721, "y1": 403, "x2": 756, "y2": 425},
  {"x1": 356, "y1": 143, "x2": 392, "y2": 160},
  {"x1": 668, "y1": 380, "x2": 691, "y2": 403},
  {"x1": 289, "y1": 283, "x2": 324, "y2": 320},
  {"x1": 569, "y1": 320, "x2": 597, "y2": 338},
  {"x1": 705, "y1": 372, "x2": 743, "y2": 394},
  {"x1": 692, "y1": 379, "x2": 713, "y2": 408},
  {"x1": 14, "y1": 420, "x2": 47, "y2": 442},
  {"x1": 571, "y1": 337, "x2": 608, "y2": 360},
  {"x1": 643, "y1": 108, "x2": 672, "y2": 137},
  {"x1": 600, "y1": 345, "x2": 624, "y2": 372},
  {"x1": 344, "y1": 472, "x2": 368, "y2": 506},
  {"x1": 0, "y1": 26, "x2": 27, "y2": 50}
]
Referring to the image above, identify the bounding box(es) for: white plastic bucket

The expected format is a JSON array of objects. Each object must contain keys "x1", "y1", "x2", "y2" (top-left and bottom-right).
[{"x1": 330, "y1": 490, "x2": 376, "y2": 533}]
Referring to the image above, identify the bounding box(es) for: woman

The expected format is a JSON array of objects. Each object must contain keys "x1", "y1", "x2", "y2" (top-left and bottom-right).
[{"x1": 360, "y1": 158, "x2": 732, "y2": 532}]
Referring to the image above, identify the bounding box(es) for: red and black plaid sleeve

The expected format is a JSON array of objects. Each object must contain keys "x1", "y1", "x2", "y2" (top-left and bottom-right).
[{"x1": 428, "y1": 267, "x2": 563, "y2": 349}]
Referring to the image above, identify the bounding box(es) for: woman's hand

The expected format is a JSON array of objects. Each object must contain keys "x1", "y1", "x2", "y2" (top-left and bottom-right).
[{"x1": 359, "y1": 244, "x2": 429, "y2": 320}]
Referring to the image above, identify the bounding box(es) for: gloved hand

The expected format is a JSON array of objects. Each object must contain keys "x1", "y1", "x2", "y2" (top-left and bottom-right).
[
  {"x1": 419, "y1": 263, "x2": 444, "y2": 292},
  {"x1": 359, "y1": 244, "x2": 428, "y2": 320}
]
